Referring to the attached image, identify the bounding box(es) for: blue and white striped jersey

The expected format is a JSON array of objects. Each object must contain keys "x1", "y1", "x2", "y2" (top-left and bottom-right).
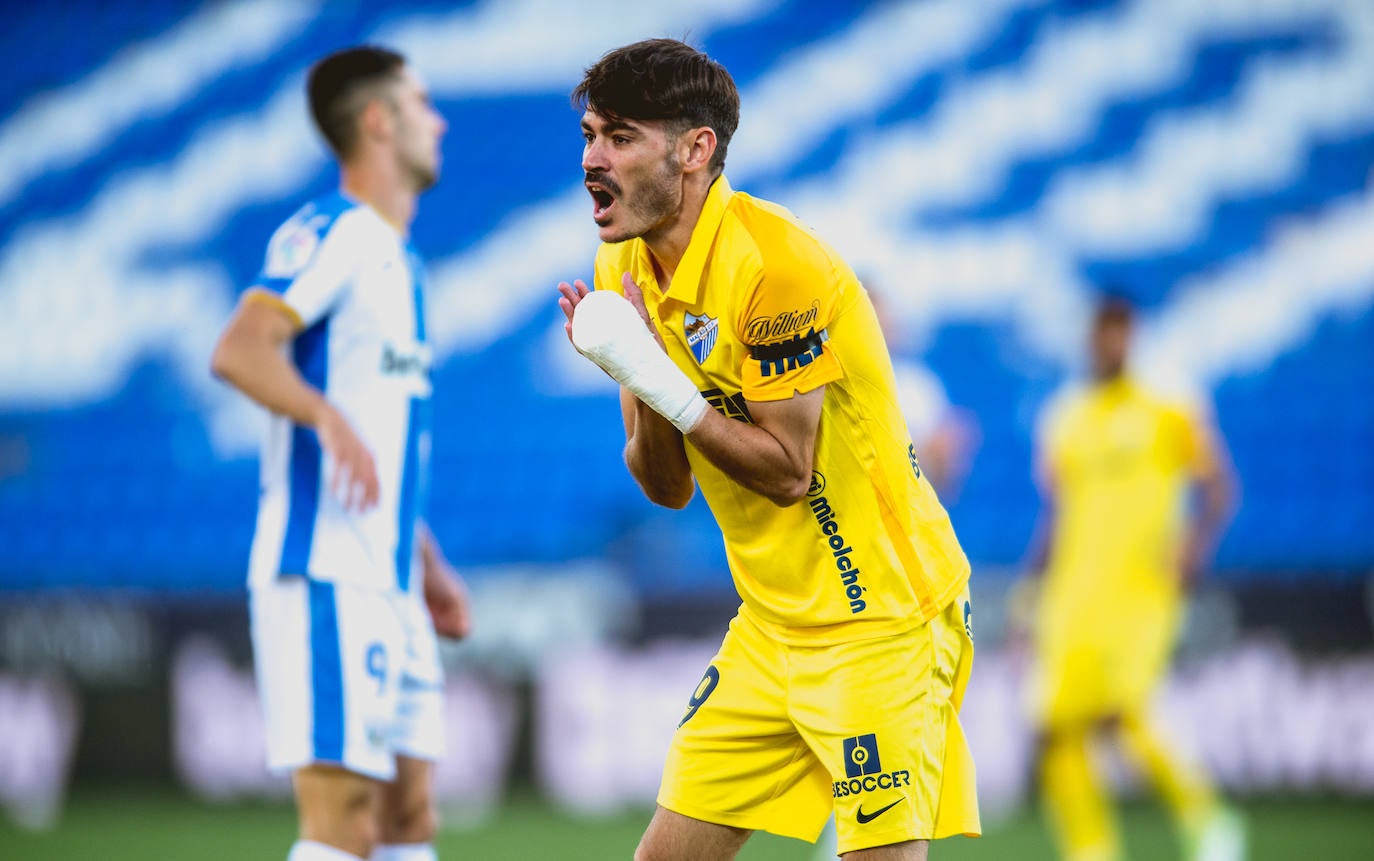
[{"x1": 247, "y1": 192, "x2": 431, "y2": 594}]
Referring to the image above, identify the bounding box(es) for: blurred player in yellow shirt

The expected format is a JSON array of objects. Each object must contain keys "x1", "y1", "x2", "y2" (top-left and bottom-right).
[{"x1": 1023, "y1": 296, "x2": 1243, "y2": 861}]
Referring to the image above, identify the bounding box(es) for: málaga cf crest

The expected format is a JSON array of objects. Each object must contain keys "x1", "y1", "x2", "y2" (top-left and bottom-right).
[{"x1": 684, "y1": 312, "x2": 719, "y2": 364}]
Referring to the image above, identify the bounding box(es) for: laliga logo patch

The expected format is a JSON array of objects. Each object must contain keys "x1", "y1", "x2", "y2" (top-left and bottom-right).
[
  {"x1": 264, "y1": 213, "x2": 329, "y2": 278},
  {"x1": 684, "y1": 312, "x2": 719, "y2": 364},
  {"x1": 265, "y1": 226, "x2": 318, "y2": 278},
  {"x1": 844, "y1": 734, "x2": 883, "y2": 778}
]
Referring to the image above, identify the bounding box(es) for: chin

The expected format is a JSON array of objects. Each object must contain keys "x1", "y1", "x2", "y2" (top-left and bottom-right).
[
  {"x1": 407, "y1": 157, "x2": 439, "y2": 192},
  {"x1": 597, "y1": 223, "x2": 637, "y2": 244}
]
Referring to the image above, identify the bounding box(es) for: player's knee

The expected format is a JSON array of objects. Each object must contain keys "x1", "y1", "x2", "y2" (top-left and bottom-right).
[
  {"x1": 633, "y1": 830, "x2": 675, "y2": 861},
  {"x1": 634, "y1": 821, "x2": 746, "y2": 861},
  {"x1": 297, "y1": 775, "x2": 382, "y2": 856},
  {"x1": 841, "y1": 838, "x2": 928, "y2": 860},
  {"x1": 380, "y1": 795, "x2": 438, "y2": 844},
  {"x1": 342, "y1": 791, "x2": 384, "y2": 853},
  {"x1": 353, "y1": 816, "x2": 383, "y2": 856},
  {"x1": 1035, "y1": 726, "x2": 1069, "y2": 753},
  {"x1": 1039, "y1": 718, "x2": 1095, "y2": 748},
  {"x1": 303, "y1": 804, "x2": 380, "y2": 858}
]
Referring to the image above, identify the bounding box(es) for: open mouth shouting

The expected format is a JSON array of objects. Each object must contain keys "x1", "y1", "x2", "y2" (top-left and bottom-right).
[{"x1": 585, "y1": 173, "x2": 620, "y2": 224}]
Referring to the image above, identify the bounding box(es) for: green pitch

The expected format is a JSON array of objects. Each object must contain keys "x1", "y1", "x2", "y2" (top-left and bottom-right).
[{"x1": 3, "y1": 789, "x2": 1371, "y2": 860}]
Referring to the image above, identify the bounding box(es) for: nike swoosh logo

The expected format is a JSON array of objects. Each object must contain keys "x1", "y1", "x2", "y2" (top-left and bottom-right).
[{"x1": 855, "y1": 797, "x2": 906, "y2": 824}]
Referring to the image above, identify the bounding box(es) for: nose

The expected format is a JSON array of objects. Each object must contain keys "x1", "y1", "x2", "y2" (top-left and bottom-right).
[
  {"x1": 433, "y1": 109, "x2": 447, "y2": 137},
  {"x1": 582, "y1": 137, "x2": 607, "y2": 173}
]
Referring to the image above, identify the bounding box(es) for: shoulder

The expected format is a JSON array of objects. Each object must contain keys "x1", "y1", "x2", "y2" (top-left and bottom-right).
[
  {"x1": 263, "y1": 194, "x2": 375, "y2": 279},
  {"x1": 723, "y1": 193, "x2": 858, "y2": 336},
  {"x1": 1037, "y1": 382, "x2": 1088, "y2": 441},
  {"x1": 1133, "y1": 370, "x2": 1211, "y2": 427},
  {"x1": 725, "y1": 192, "x2": 842, "y2": 278}
]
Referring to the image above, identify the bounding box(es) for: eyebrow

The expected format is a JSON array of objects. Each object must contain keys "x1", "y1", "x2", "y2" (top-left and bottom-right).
[{"x1": 581, "y1": 117, "x2": 641, "y2": 136}]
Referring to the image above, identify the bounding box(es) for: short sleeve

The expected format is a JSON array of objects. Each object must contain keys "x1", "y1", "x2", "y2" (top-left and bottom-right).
[
  {"x1": 1166, "y1": 399, "x2": 1219, "y2": 479},
  {"x1": 253, "y1": 209, "x2": 365, "y2": 328},
  {"x1": 737, "y1": 267, "x2": 844, "y2": 402}
]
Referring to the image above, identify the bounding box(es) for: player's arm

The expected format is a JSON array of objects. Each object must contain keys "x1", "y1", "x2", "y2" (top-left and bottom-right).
[
  {"x1": 211, "y1": 290, "x2": 323, "y2": 424},
  {"x1": 620, "y1": 386, "x2": 695, "y2": 508},
  {"x1": 1025, "y1": 444, "x2": 1058, "y2": 579},
  {"x1": 210, "y1": 289, "x2": 378, "y2": 510},
  {"x1": 561, "y1": 274, "x2": 820, "y2": 507},
  {"x1": 417, "y1": 520, "x2": 473, "y2": 639},
  {"x1": 686, "y1": 387, "x2": 823, "y2": 506},
  {"x1": 619, "y1": 374, "x2": 820, "y2": 508},
  {"x1": 1180, "y1": 419, "x2": 1237, "y2": 588},
  {"x1": 558, "y1": 275, "x2": 695, "y2": 507}
]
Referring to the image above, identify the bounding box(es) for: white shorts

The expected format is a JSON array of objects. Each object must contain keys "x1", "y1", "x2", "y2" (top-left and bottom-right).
[{"x1": 250, "y1": 575, "x2": 445, "y2": 781}]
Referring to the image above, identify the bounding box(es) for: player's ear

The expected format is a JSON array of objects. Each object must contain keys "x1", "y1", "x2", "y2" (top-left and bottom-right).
[
  {"x1": 680, "y1": 126, "x2": 718, "y2": 175},
  {"x1": 358, "y1": 96, "x2": 394, "y2": 145}
]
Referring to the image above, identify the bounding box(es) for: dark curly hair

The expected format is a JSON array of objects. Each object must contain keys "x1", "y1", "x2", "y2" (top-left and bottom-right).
[{"x1": 572, "y1": 38, "x2": 740, "y2": 174}]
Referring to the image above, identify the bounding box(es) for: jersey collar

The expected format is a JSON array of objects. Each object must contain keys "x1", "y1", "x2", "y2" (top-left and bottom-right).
[
  {"x1": 1090, "y1": 374, "x2": 1136, "y2": 402},
  {"x1": 662, "y1": 174, "x2": 734, "y2": 307},
  {"x1": 339, "y1": 188, "x2": 408, "y2": 238}
]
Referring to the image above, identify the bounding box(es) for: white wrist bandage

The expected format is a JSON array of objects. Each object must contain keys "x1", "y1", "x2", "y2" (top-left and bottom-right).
[{"x1": 571, "y1": 290, "x2": 711, "y2": 434}]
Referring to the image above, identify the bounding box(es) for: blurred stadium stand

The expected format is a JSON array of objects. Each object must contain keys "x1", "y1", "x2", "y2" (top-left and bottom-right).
[
  {"x1": 1, "y1": 0, "x2": 1373, "y2": 830},
  {"x1": 2, "y1": 0, "x2": 1372, "y2": 595}
]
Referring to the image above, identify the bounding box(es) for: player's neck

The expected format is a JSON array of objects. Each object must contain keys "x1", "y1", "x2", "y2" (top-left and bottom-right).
[
  {"x1": 642, "y1": 173, "x2": 712, "y2": 290},
  {"x1": 340, "y1": 164, "x2": 416, "y2": 236}
]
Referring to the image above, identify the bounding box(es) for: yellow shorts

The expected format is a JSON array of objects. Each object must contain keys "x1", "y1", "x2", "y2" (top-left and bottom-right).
[
  {"x1": 1030, "y1": 596, "x2": 1181, "y2": 727},
  {"x1": 658, "y1": 591, "x2": 980, "y2": 855}
]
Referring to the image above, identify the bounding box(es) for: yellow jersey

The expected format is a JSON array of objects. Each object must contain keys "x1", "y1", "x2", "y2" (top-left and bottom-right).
[
  {"x1": 1038, "y1": 376, "x2": 1213, "y2": 613},
  {"x1": 593, "y1": 176, "x2": 969, "y2": 645}
]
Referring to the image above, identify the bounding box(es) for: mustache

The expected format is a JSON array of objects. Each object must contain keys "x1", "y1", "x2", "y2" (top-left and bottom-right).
[{"x1": 584, "y1": 172, "x2": 622, "y2": 197}]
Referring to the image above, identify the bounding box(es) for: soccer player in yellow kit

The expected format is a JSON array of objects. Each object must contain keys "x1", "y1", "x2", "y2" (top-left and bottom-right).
[
  {"x1": 556, "y1": 39, "x2": 979, "y2": 861},
  {"x1": 1025, "y1": 297, "x2": 1244, "y2": 861}
]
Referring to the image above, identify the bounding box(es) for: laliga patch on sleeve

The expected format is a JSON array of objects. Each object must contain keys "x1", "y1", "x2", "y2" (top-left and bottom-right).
[{"x1": 264, "y1": 221, "x2": 321, "y2": 279}]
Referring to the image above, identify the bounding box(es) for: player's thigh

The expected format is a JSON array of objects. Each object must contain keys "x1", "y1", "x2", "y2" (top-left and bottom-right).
[
  {"x1": 659, "y1": 616, "x2": 828, "y2": 842},
  {"x1": 1111, "y1": 599, "x2": 1180, "y2": 708},
  {"x1": 795, "y1": 591, "x2": 978, "y2": 854},
  {"x1": 1028, "y1": 593, "x2": 1121, "y2": 727},
  {"x1": 636, "y1": 804, "x2": 752, "y2": 861},
  {"x1": 250, "y1": 577, "x2": 409, "y2": 781},
  {"x1": 1029, "y1": 635, "x2": 1109, "y2": 727},
  {"x1": 1033, "y1": 597, "x2": 1178, "y2": 726}
]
